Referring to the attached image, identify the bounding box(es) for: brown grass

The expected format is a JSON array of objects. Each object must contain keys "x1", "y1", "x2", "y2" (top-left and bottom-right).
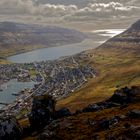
[{"x1": 57, "y1": 46, "x2": 140, "y2": 112}]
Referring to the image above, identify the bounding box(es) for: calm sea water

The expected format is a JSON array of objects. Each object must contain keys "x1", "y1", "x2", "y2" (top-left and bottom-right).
[
  {"x1": 8, "y1": 29, "x2": 125, "y2": 63},
  {"x1": 92, "y1": 29, "x2": 125, "y2": 37},
  {"x1": 0, "y1": 79, "x2": 35, "y2": 108}
]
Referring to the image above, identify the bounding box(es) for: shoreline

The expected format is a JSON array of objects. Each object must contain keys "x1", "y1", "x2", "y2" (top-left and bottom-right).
[
  {"x1": 7, "y1": 39, "x2": 98, "y2": 63},
  {"x1": 1, "y1": 28, "x2": 125, "y2": 64},
  {"x1": 1, "y1": 39, "x2": 86, "y2": 64}
]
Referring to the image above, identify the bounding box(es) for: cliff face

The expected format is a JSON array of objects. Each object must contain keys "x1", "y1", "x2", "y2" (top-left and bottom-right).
[{"x1": 98, "y1": 19, "x2": 140, "y2": 51}]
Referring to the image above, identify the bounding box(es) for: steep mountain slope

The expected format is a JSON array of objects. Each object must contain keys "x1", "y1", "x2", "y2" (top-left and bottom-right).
[
  {"x1": 26, "y1": 19, "x2": 140, "y2": 140},
  {"x1": 99, "y1": 19, "x2": 140, "y2": 51},
  {"x1": 0, "y1": 22, "x2": 86, "y2": 63},
  {"x1": 1, "y1": 20, "x2": 140, "y2": 140},
  {"x1": 38, "y1": 86, "x2": 140, "y2": 140},
  {"x1": 21, "y1": 86, "x2": 140, "y2": 140},
  {"x1": 57, "y1": 19, "x2": 140, "y2": 112}
]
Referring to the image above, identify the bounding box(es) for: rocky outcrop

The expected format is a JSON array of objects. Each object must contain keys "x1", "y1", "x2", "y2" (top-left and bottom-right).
[
  {"x1": 0, "y1": 115, "x2": 22, "y2": 140},
  {"x1": 28, "y1": 94, "x2": 56, "y2": 131},
  {"x1": 38, "y1": 86, "x2": 140, "y2": 140},
  {"x1": 127, "y1": 110, "x2": 140, "y2": 119},
  {"x1": 54, "y1": 108, "x2": 71, "y2": 119},
  {"x1": 108, "y1": 86, "x2": 139, "y2": 104},
  {"x1": 80, "y1": 86, "x2": 140, "y2": 115}
]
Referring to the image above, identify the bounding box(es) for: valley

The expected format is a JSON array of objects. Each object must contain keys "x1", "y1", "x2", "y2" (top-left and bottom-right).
[
  {"x1": 0, "y1": 22, "x2": 86, "y2": 64},
  {"x1": 0, "y1": 19, "x2": 140, "y2": 140},
  {"x1": 57, "y1": 20, "x2": 140, "y2": 111}
]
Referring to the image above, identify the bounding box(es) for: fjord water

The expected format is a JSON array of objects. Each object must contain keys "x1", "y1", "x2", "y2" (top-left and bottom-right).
[
  {"x1": 0, "y1": 29, "x2": 125, "y2": 108},
  {"x1": 0, "y1": 79, "x2": 35, "y2": 108},
  {"x1": 92, "y1": 29, "x2": 126, "y2": 37},
  {"x1": 8, "y1": 29, "x2": 125, "y2": 63},
  {"x1": 8, "y1": 39, "x2": 100, "y2": 63}
]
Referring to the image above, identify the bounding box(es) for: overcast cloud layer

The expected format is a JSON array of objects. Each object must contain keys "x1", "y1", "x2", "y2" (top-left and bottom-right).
[{"x1": 0, "y1": 0, "x2": 139, "y2": 22}]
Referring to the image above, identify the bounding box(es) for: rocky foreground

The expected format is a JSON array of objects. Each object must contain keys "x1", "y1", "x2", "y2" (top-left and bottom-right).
[
  {"x1": 38, "y1": 86, "x2": 140, "y2": 140},
  {"x1": 0, "y1": 86, "x2": 140, "y2": 140}
]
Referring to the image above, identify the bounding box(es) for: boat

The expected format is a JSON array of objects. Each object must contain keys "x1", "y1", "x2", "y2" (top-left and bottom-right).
[{"x1": 12, "y1": 93, "x2": 20, "y2": 96}]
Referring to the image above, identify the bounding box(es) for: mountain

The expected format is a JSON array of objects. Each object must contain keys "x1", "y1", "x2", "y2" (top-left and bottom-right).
[
  {"x1": 57, "y1": 19, "x2": 140, "y2": 111},
  {"x1": 0, "y1": 22, "x2": 86, "y2": 62},
  {"x1": 0, "y1": 20, "x2": 140, "y2": 140},
  {"x1": 37, "y1": 19, "x2": 140, "y2": 140},
  {"x1": 99, "y1": 19, "x2": 140, "y2": 51}
]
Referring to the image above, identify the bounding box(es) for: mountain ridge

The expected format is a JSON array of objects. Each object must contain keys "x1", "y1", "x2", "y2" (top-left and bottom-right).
[
  {"x1": 98, "y1": 19, "x2": 140, "y2": 51},
  {"x1": 0, "y1": 21, "x2": 86, "y2": 64},
  {"x1": 0, "y1": 20, "x2": 140, "y2": 140},
  {"x1": 57, "y1": 19, "x2": 140, "y2": 111}
]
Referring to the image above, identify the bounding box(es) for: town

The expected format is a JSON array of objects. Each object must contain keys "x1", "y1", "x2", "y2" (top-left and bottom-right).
[{"x1": 0, "y1": 53, "x2": 96, "y2": 117}]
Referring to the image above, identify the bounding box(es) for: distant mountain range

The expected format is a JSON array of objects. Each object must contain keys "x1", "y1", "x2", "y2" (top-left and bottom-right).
[
  {"x1": 0, "y1": 21, "x2": 86, "y2": 47},
  {"x1": 0, "y1": 22, "x2": 86, "y2": 61}
]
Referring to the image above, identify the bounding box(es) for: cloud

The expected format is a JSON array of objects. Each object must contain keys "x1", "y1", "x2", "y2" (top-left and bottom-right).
[
  {"x1": 38, "y1": 4, "x2": 78, "y2": 16},
  {"x1": 64, "y1": 1, "x2": 140, "y2": 21},
  {"x1": 0, "y1": 0, "x2": 79, "y2": 17},
  {"x1": 0, "y1": 0, "x2": 35, "y2": 15},
  {"x1": 87, "y1": 1, "x2": 139, "y2": 12},
  {"x1": 0, "y1": 0, "x2": 139, "y2": 22}
]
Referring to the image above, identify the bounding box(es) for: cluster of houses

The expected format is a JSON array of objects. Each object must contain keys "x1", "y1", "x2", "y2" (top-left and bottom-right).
[{"x1": 0, "y1": 55, "x2": 96, "y2": 117}]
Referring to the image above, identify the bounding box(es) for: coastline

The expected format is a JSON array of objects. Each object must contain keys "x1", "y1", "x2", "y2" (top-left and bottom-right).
[
  {"x1": 0, "y1": 39, "x2": 86, "y2": 64},
  {"x1": 7, "y1": 38, "x2": 98, "y2": 63}
]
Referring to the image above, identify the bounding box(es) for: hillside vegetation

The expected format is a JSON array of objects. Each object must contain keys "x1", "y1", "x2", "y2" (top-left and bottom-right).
[
  {"x1": 57, "y1": 19, "x2": 140, "y2": 112},
  {"x1": 0, "y1": 20, "x2": 140, "y2": 140}
]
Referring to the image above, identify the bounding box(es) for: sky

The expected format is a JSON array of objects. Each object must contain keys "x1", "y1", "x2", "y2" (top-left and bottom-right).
[{"x1": 0, "y1": 0, "x2": 139, "y2": 26}]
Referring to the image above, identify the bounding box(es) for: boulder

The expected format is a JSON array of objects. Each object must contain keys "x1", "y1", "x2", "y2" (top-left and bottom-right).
[
  {"x1": 38, "y1": 120, "x2": 60, "y2": 140},
  {"x1": 127, "y1": 110, "x2": 140, "y2": 119},
  {"x1": 0, "y1": 115, "x2": 22, "y2": 140},
  {"x1": 124, "y1": 123, "x2": 132, "y2": 129},
  {"x1": 82, "y1": 104, "x2": 101, "y2": 112},
  {"x1": 54, "y1": 108, "x2": 71, "y2": 119},
  {"x1": 74, "y1": 109, "x2": 82, "y2": 115},
  {"x1": 98, "y1": 117, "x2": 119, "y2": 130},
  {"x1": 28, "y1": 94, "x2": 56, "y2": 130},
  {"x1": 87, "y1": 118, "x2": 96, "y2": 126},
  {"x1": 134, "y1": 131, "x2": 140, "y2": 140},
  {"x1": 98, "y1": 118, "x2": 110, "y2": 130},
  {"x1": 39, "y1": 130, "x2": 56, "y2": 140},
  {"x1": 106, "y1": 102, "x2": 121, "y2": 108},
  {"x1": 109, "y1": 116, "x2": 119, "y2": 127},
  {"x1": 108, "y1": 87, "x2": 135, "y2": 104}
]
